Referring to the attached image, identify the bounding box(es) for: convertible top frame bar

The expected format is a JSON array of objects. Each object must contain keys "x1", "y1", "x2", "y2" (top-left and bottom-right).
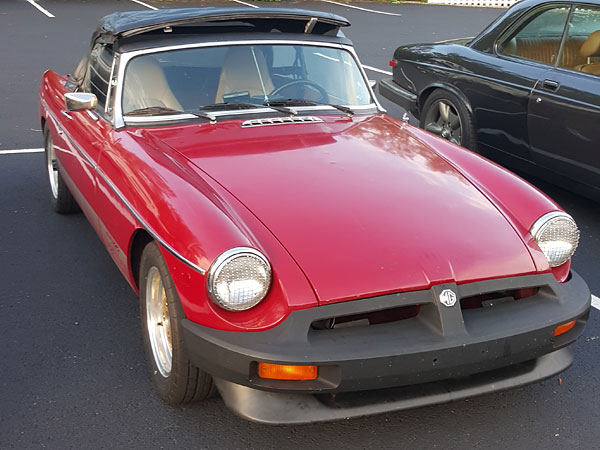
[{"x1": 92, "y1": 7, "x2": 351, "y2": 47}]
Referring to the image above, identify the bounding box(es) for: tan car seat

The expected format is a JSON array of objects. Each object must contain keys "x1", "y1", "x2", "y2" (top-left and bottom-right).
[
  {"x1": 215, "y1": 47, "x2": 274, "y2": 103},
  {"x1": 504, "y1": 38, "x2": 586, "y2": 68},
  {"x1": 122, "y1": 56, "x2": 183, "y2": 114},
  {"x1": 576, "y1": 30, "x2": 600, "y2": 76}
]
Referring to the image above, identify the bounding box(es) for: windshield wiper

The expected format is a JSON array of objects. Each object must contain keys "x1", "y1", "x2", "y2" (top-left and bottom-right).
[
  {"x1": 266, "y1": 99, "x2": 355, "y2": 117},
  {"x1": 126, "y1": 106, "x2": 216, "y2": 123},
  {"x1": 262, "y1": 102, "x2": 297, "y2": 116},
  {"x1": 265, "y1": 99, "x2": 316, "y2": 107},
  {"x1": 126, "y1": 106, "x2": 183, "y2": 116},
  {"x1": 199, "y1": 102, "x2": 296, "y2": 116},
  {"x1": 199, "y1": 102, "x2": 260, "y2": 111},
  {"x1": 327, "y1": 104, "x2": 355, "y2": 116}
]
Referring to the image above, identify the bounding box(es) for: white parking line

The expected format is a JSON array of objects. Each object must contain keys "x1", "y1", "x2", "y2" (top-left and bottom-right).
[
  {"x1": 25, "y1": 0, "x2": 55, "y2": 18},
  {"x1": 231, "y1": 0, "x2": 260, "y2": 8},
  {"x1": 0, "y1": 148, "x2": 44, "y2": 155},
  {"x1": 129, "y1": 0, "x2": 158, "y2": 10},
  {"x1": 320, "y1": 0, "x2": 402, "y2": 17},
  {"x1": 363, "y1": 65, "x2": 392, "y2": 76},
  {"x1": 592, "y1": 295, "x2": 600, "y2": 311}
]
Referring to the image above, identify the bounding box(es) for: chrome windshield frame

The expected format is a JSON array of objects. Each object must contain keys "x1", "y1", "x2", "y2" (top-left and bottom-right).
[{"x1": 113, "y1": 39, "x2": 385, "y2": 129}]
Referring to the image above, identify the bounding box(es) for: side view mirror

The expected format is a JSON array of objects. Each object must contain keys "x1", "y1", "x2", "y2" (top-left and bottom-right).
[
  {"x1": 64, "y1": 92, "x2": 98, "y2": 112},
  {"x1": 368, "y1": 80, "x2": 377, "y2": 89}
]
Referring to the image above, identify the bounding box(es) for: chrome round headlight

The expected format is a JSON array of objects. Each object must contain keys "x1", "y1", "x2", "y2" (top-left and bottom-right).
[
  {"x1": 530, "y1": 212, "x2": 579, "y2": 267},
  {"x1": 207, "y1": 247, "x2": 272, "y2": 311}
]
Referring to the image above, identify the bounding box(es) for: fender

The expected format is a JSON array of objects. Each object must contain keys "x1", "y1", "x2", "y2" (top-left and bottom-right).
[
  {"x1": 40, "y1": 71, "x2": 318, "y2": 331},
  {"x1": 98, "y1": 128, "x2": 319, "y2": 330},
  {"x1": 406, "y1": 124, "x2": 570, "y2": 283},
  {"x1": 417, "y1": 81, "x2": 475, "y2": 118},
  {"x1": 392, "y1": 44, "x2": 477, "y2": 118}
]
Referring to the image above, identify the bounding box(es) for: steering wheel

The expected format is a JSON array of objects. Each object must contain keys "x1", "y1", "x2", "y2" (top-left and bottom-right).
[{"x1": 269, "y1": 80, "x2": 329, "y2": 103}]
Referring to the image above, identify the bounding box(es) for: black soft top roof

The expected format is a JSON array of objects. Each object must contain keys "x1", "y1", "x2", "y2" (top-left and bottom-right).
[{"x1": 92, "y1": 7, "x2": 351, "y2": 45}]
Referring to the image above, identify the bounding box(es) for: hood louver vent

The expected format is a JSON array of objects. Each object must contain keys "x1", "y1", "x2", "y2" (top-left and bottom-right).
[{"x1": 241, "y1": 116, "x2": 324, "y2": 128}]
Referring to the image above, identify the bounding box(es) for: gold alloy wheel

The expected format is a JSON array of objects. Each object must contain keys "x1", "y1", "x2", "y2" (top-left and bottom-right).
[
  {"x1": 145, "y1": 266, "x2": 173, "y2": 377},
  {"x1": 46, "y1": 132, "x2": 59, "y2": 199}
]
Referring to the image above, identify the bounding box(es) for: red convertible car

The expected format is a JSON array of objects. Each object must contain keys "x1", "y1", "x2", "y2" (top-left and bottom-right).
[{"x1": 40, "y1": 8, "x2": 590, "y2": 424}]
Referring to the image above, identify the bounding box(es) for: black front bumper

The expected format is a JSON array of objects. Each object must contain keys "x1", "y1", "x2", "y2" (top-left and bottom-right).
[{"x1": 182, "y1": 272, "x2": 590, "y2": 424}]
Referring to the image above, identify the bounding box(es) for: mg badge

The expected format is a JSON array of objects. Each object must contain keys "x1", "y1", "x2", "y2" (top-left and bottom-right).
[{"x1": 439, "y1": 289, "x2": 457, "y2": 307}]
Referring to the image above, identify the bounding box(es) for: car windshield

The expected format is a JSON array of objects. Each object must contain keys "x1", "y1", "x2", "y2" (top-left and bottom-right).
[{"x1": 121, "y1": 44, "x2": 373, "y2": 116}]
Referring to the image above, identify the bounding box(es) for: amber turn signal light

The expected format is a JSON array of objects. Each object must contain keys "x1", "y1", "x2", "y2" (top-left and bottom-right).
[
  {"x1": 258, "y1": 363, "x2": 318, "y2": 381},
  {"x1": 554, "y1": 320, "x2": 576, "y2": 337}
]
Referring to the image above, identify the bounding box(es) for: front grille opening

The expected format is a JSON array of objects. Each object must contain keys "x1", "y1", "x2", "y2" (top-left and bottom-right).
[
  {"x1": 311, "y1": 304, "x2": 421, "y2": 330},
  {"x1": 460, "y1": 287, "x2": 539, "y2": 310}
]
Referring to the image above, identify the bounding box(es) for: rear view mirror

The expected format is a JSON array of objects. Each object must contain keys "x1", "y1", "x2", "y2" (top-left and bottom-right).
[{"x1": 64, "y1": 92, "x2": 98, "y2": 112}]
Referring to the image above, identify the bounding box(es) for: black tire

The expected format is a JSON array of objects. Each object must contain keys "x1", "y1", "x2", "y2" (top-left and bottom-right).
[
  {"x1": 139, "y1": 242, "x2": 215, "y2": 404},
  {"x1": 44, "y1": 125, "x2": 79, "y2": 214},
  {"x1": 419, "y1": 89, "x2": 477, "y2": 151}
]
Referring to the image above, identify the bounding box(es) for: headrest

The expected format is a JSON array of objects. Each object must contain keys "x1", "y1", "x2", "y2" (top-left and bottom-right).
[
  {"x1": 581, "y1": 30, "x2": 600, "y2": 57},
  {"x1": 127, "y1": 56, "x2": 166, "y2": 80},
  {"x1": 123, "y1": 56, "x2": 182, "y2": 113}
]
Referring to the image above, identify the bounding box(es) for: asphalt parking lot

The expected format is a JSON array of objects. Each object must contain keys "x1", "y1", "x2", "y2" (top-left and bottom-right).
[{"x1": 1, "y1": 0, "x2": 599, "y2": 449}]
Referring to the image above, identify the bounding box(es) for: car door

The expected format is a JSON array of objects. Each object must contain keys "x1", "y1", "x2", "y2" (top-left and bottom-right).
[
  {"x1": 83, "y1": 47, "x2": 139, "y2": 278},
  {"x1": 58, "y1": 43, "x2": 115, "y2": 231},
  {"x1": 481, "y1": 4, "x2": 572, "y2": 161},
  {"x1": 528, "y1": 4, "x2": 600, "y2": 191}
]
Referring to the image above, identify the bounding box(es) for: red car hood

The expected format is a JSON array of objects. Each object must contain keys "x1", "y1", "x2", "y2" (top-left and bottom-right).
[{"x1": 150, "y1": 115, "x2": 538, "y2": 305}]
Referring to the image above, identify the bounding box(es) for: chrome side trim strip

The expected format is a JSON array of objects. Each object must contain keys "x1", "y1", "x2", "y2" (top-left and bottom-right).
[
  {"x1": 41, "y1": 98, "x2": 207, "y2": 275},
  {"x1": 94, "y1": 169, "x2": 207, "y2": 275},
  {"x1": 43, "y1": 99, "x2": 96, "y2": 169},
  {"x1": 60, "y1": 167, "x2": 128, "y2": 270}
]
